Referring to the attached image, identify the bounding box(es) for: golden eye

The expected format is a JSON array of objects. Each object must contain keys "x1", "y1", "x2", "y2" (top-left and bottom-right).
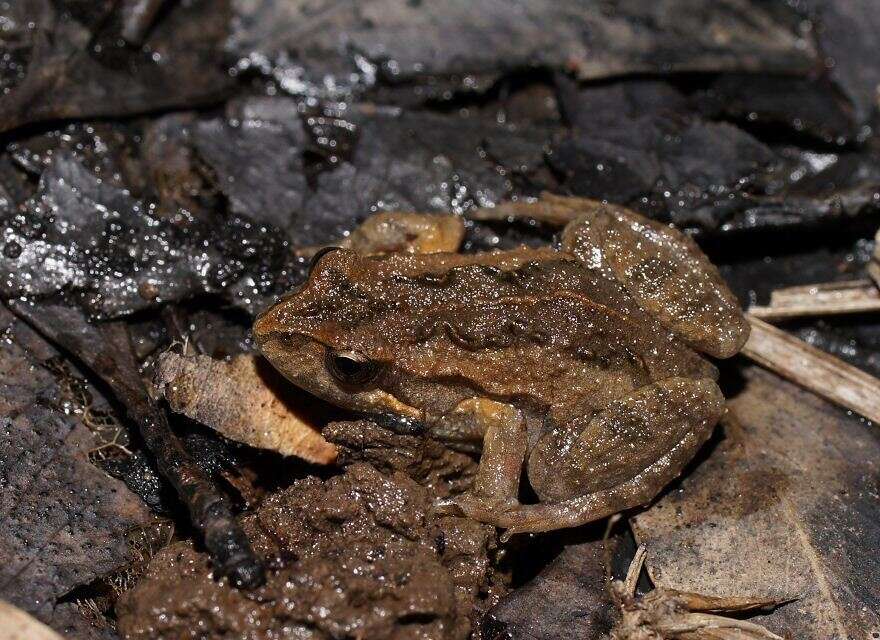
[{"x1": 325, "y1": 349, "x2": 381, "y2": 386}]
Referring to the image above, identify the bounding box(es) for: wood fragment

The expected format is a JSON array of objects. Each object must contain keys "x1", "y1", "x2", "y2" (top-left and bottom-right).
[
  {"x1": 156, "y1": 352, "x2": 337, "y2": 465},
  {"x1": 742, "y1": 316, "x2": 880, "y2": 424},
  {"x1": 748, "y1": 279, "x2": 880, "y2": 319},
  {"x1": 868, "y1": 261, "x2": 880, "y2": 289}
]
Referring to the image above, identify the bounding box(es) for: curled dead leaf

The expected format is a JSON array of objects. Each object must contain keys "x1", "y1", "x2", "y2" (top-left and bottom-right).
[
  {"x1": 631, "y1": 367, "x2": 880, "y2": 638},
  {"x1": 156, "y1": 352, "x2": 337, "y2": 465}
]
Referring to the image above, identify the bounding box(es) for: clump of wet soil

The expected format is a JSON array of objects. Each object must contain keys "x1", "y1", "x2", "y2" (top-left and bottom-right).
[
  {"x1": 325, "y1": 419, "x2": 479, "y2": 498},
  {"x1": 117, "y1": 463, "x2": 499, "y2": 640}
]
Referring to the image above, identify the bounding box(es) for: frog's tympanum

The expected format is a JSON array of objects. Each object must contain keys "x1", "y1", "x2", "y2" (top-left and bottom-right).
[{"x1": 254, "y1": 198, "x2": 749, "y2": 537}]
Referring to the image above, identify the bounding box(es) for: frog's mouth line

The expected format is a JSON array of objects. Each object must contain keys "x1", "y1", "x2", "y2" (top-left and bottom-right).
[{"x1": 353, "y1": 411, "x2": 428, "y2": 435}]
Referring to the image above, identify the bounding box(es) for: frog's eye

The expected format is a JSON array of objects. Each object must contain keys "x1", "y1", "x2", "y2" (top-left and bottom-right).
[
  {"x1": 308, "y1": 246, "x2": 341, "y2": 276},
  {"x1": 325, "y1": 349, "x2": 381, "y2": 386}
]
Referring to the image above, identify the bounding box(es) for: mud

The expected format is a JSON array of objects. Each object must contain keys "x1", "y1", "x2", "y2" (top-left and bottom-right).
[{"x1": 117, "y1": 463, "x2": 500, "y2": 640}]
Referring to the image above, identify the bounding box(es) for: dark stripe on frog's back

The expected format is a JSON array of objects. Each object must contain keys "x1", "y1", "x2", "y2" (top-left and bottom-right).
[
  {"x1": 297, "y1": 253, "x2": 589, "y2": 329},
  {"x1": 426, "y1": 293, "x2": 715, "y2": 381},
  {"x1": 366, "y1": 254, "x2": 699, "y2": 360},
  {"x1": 289, "y1": 250, "x2": 714, "y2": 380}
]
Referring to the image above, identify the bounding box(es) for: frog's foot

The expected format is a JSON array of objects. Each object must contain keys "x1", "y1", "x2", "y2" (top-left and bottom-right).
[
  {"x1": 443, "y1": 493, "x2": 521, "y2": 524},
  {"x1": 439, "y1": 398, "x2": 528, "y2": 524}
]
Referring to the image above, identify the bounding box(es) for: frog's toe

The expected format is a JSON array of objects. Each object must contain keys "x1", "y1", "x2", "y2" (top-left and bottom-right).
[{"x1": 442, "y1": 492, "x2": 520, "y2": 526}]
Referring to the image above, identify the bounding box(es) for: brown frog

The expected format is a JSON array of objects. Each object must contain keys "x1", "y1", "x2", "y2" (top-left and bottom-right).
[{"x1": 254, "y1": 198, "x2": 749, "y2": 537}]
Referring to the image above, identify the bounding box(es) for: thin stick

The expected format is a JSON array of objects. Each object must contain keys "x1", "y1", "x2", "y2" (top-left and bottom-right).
[
  {"x1": 749, "y1": 279, "x2": 880, "y2": 320},
  {"x1": 623, "y1": 544, "x2": 648, "y2": 598},
  {"x1": 742, "y1": 316, "x2": 880, "y2": 424},
  {"x1": 7, "y1": 300, "x2": 265, "y2": 588}
]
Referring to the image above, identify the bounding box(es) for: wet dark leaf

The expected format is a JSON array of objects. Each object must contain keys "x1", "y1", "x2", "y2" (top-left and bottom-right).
[
  {"x1": 0, "y1": 0, "x2": 232, "y2": 133},
  {"x1": 631, "y1": 366, "x2": 880, "y2": 639},
  {"x1": 0, "y1": 304, "x2": 151, "y2": 636},
  {"x1": 229, "y1": 0, "x2": 816, "y2": 99},
  {"x1": 482, "y1": 538, "x2": 614, "y2": 640},
  {"x1": 0, "y1": 153, "x2": 299, "y2": 318},
  {"x1": 193, "y1": 98, "x2": 309, "y2": 234}
]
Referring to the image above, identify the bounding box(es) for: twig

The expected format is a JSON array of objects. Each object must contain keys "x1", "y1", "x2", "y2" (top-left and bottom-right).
[
  {"x1": 742, "y1": 316, "x2": 880, "y2": 424},
  {"x1": 622, "y1": 544, "x2": 647, "y2": 598},
  {"x1": 6, "y1": 300, "x2": 265, "y2": 589},
  {"x1": 749, "y1": 279, "x2": 880, "y2": 320}
]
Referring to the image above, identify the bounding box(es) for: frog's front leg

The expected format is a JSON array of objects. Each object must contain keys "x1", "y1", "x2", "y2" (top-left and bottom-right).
[
  {"x1": 497, "y1": 377, "x2": 723, "y2": 538},
  {"x1": 442, "y1": 398, "x2": 528, "y2": 522}
]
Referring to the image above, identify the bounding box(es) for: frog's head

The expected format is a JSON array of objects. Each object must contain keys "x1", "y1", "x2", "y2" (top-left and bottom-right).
[{"x1": 253, "y1": 247, "x2": 426, "y2": 426}]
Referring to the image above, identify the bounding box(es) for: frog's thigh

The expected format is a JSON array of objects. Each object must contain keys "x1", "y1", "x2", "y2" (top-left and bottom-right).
[
  {"x1": 508, "y1": 377, "x2": 723, "y2": 537},
  {"x1": 451, "y1": 398, "x2": 527, "y2": 519}
]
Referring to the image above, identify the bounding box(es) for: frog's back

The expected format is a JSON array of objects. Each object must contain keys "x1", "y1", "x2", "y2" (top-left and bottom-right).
[{"x1": 258, "y1": 248, "x2": 717, "y2": 412}]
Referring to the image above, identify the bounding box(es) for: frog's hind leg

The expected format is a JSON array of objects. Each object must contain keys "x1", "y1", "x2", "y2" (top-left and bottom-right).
[
  {"x1": 444, "y1": 398, "x2": 528, "y2": 523},
  {"x1": 497, "y1": 377, "x2": 723, "y2": 539}
]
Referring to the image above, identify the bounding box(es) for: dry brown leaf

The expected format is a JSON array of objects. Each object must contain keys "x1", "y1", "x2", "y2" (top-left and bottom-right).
[
  {"x1": 0, "y1": 601, "x2": 64, "y2": 640},
  {"x1": 156, "y1": 352, "x2": 337, "y2": 464},
  {"x1": 631, "y1": 366, "x2": 880, "y2": 638},
  {"x1": 611, "y1": 545, "x2": 785, "y2": 640}
]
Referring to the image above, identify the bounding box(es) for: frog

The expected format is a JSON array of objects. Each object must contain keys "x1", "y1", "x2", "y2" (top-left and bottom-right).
[{"x1": 253, "y1": 197, "x2": 750, "y2": 538}]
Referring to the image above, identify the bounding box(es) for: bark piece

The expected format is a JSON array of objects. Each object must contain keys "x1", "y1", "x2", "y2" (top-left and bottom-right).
[
  {"x1": 156, "y1": 352, "x2": 337, "y2": 465},
  {"x1": 742, "y1": 316, "x2": 880, "y2": 424},
  {"x1": 631, "y1": 366, "x2": 880, "y2": 638}
]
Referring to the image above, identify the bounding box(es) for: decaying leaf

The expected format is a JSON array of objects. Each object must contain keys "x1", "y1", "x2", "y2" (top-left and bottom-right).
[
  {"x1": 611, "y1": 545, "x2": 785, "y2": 639},
  {"x1": 482, "y1": 537, "x2": 614, "y2": 640},
  {"x1": 0, "y1": 306, "x2": 151, "y2": 636},
  {"x1": 0, "y1": 0, "x2": 231, "y2": 133},
  {"x1": 631, "y1": 367, "x2": 880, "y2": 638},
  {"x1": 156, "y1": 352, "x2": 337, "y2": 465}
]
